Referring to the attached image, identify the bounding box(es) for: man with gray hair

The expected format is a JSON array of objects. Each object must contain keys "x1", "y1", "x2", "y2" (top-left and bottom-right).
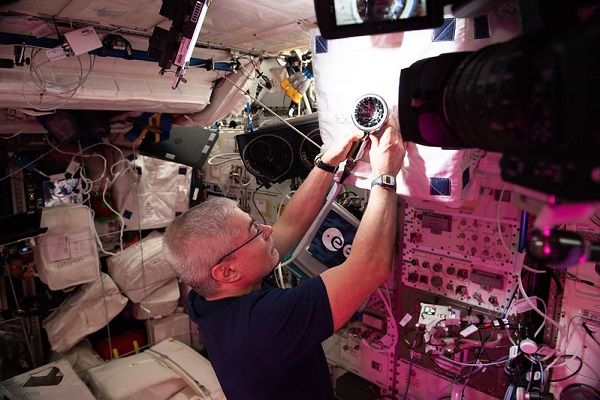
[{"x1": 163, "y1": 122, "x2": 405, "y2": 399}]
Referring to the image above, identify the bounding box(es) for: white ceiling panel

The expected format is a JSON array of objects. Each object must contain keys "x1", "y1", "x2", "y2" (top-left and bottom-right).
[
  {"x1": 0, "y1": 0, "x2": 316, "y2": 53},
  {"x1": 0, "y1": 0, "x2": 315, "y2": 122},
  {"x1": 59, "y1": 0, "x2": 167, "y2": 30}
]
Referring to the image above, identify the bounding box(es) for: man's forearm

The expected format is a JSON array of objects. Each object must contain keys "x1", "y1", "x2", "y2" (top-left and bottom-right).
[
  {"x1": 349, "y1": 185, "x2": 398, "y2": 276},
  {"x1": 272, "y1": 165, "x2": 336, "y2": 257},
  {"x1": 320, "y1": 184, "x2": 399, "y2": 331}
]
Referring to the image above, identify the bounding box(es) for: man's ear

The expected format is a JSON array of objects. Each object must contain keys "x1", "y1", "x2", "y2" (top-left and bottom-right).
[{"x1": 212, "y1": 262, "x2": 240, "y2": 283}]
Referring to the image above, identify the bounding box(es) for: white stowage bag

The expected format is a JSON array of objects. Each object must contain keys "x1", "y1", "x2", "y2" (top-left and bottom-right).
[
  {"x1": 87, "y1": 338, "x2": 226, "y2": 400},
  {"x1": 42, "y1": 273, "x2": 128, "y2": 353},
  {"x1": 107, "y1": 230, "x2": 177, "y2": 303},
  {"x1": 132, "y1": 278, "x2": 180, "y2": 320},
  {"x1": 111, "y1": 154, "x2": 192, "y2": 231},
  {"x1": 33, "y1": 204, "x2": 100, "y2": 290},
  {"x1": 87, "y1": 351, "x2": 187, "y2": 400},
  {"x1": 0, "y1": 359, "x2": 96, "y2": 400}
]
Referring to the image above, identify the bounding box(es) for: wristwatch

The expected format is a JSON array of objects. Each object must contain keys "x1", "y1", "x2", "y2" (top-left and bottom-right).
[
  {"x1": 314, "y1": 153, "x2": 337, "y2": 173},
  {"x1": 371, "y1": 174, "x2": 396, "y2": 190}
]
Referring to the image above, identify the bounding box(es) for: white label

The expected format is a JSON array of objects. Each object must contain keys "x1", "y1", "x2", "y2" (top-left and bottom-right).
[
  {"x1": 399, "y1": 313, "x2": 412, "y2": 327},
  {"x1": 46, "y1": 235, "x2": 70, "y2": 262},
  {"x1": 46, "y1": 46, "x2": 68, "y2": 61},
  {"x1": 33, "y1": 23, "x2": 54, "y2": 39},
  {"x1": 460, "y1": 325, "x2": 479, "y2": 337},
  {"x1": 509, "y1": 345, "x2": 519, "y2": 360},
  {"x1": 69, "y1": 232, "x2": 91, "y2": 258}
]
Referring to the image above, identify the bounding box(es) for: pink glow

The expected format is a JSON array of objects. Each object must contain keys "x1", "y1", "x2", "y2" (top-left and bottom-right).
[{"x1": 543, "y1": 245, "x2": 552, "y2": 256}]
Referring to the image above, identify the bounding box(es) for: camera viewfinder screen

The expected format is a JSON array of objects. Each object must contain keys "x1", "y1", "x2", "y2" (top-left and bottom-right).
[{"x1": 333, "y1": 0, "x2": 429, "y2": 26}]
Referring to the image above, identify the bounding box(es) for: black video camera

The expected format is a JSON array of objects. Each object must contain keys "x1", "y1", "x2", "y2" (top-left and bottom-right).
[{"x1": 314, "y1": 0, "x2": 600, "y2": 200}]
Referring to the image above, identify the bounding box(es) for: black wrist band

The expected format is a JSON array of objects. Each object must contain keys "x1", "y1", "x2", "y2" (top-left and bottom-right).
[{"x1": 316, "y1": 160, "x2": 337, "y2": 173}]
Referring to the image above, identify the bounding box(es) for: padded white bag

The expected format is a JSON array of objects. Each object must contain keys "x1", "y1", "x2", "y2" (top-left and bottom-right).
[
  {"x1": 33, "y1": 204, "x2": 100, "y2": 290},
  {"x1": 87, "y1": 339, "x2": 226, "y2": 400},
  {"x1": 0, "y1": 359, "x2": 96, "y2": 400},
  {"x1": 107, "y1": 230, "x2": 176, "y2": 303},
  {"x1": 147, "y1": 338, "x2": 225, "y2": 400},
  {"x1": 42, "y1": 273, "x2": 128, "y2": 353},
  {"x1": 111, "y1": 154, "x2": 192, "y2": 231},
  {"x1": 87, "y1": 351, "x2": 187, "y2": 400},
  {"x1": 132, "y1": 278, "x2": 180, "y2": 320}
]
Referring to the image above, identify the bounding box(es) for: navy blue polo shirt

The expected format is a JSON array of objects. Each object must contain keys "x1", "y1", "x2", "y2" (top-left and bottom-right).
[{"x1": 187, "y1": 276, "x2": 335, "y2": 400}]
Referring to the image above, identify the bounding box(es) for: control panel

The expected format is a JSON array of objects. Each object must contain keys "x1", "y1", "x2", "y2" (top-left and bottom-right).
[
  {"x1": 324, "y1": 289, "x2": 397, "y2": 396},
  {"x1": 401, "y1": 187, "x2": 523, "y2": 312}
]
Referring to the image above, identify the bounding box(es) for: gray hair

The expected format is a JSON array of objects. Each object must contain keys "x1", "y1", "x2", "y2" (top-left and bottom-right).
[{"x1": 163, "y1": 197, "x2": 242, "y2": 297}]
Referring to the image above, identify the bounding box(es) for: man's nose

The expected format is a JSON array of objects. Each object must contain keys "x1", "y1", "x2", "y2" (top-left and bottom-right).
[{"x1": 261, "y1": 224, "x2": 273, "y2": 239}]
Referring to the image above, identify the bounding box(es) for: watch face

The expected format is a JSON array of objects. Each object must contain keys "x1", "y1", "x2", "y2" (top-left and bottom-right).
[
  {"x1": 372, "y1": 174, "x2": 396, "y2": 189},
  {"x1": 352, "y1": 94, "x2": 388, "y2": 132},
  {"x1": 382, "y1": 175, "x2": 395, "y2": 185}
]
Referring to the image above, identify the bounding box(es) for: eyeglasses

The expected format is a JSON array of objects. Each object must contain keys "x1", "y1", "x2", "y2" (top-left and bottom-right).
[{"x1": 217, "y1": 221, "x2": 264, "y2": 264}]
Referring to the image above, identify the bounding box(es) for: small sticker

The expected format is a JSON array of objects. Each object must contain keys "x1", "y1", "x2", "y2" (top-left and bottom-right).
[
  {"x1": 46, "y1": 235, "x2": 70, "y2": 262},
  {"x1": 399, "y1": 313, "x2": 413, "y2": 327},
  {"x1": 315, "y1": 35, "x2": 328, "y2": 54},
  {"x1": 509, "y1": 345, "x2": 519, "y2": 360},
  {"x1": 430, "y1": 177, "x2": 451, "y2": 196},
  {"x1": 460, "y1": 325, "x2": 478, "y2": 337}
]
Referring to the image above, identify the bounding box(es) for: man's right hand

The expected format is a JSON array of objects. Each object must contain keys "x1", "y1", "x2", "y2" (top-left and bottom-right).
[{"x1": 368, "y1": 119, "x2": 406, "y2": 180}]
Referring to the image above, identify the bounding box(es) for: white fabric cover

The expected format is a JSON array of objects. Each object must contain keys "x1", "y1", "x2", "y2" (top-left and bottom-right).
[
  {"x1": 310, "y1": 9, "x2": 521, "y2": 206},
  {"x1": 0, "y1": 41, "x2": 217, "y2": 113},
  {"x1": 107, "y1": 230, "x2": 177, "y2": 303},
  {"x1": 33, "y1": 204, "x2": 100, "y2": 290},
  {"x1": 42, "y1": 273, "x2": 128, "y2": 353},
  {"x1": 0, "y1": 359, "x2": 96, "y2": 400},
  {"x1": 49, "y1": 339, "x2": 106, "y2": 382},
  {"x1": 174, "y1": 60, "x2": 257, "y2": 127},
  {"x1": 86, "y1": 339, "x2": 225, "y2": 400},
  {"x1": 111, "y1": 155, "x2": 192, "y2": 231},
  {"x1": 87, "y1": 352, "x2": 187, "y2": 400},
  {"x1": 132, "y1": 278, "x2": 180, "y2": 320},
  {"x1": 148, "y1": 339, "x2": 225, "y2": 400},
  {"x1": 146, "y1": 312, "x2": 196, "y2": 347}
]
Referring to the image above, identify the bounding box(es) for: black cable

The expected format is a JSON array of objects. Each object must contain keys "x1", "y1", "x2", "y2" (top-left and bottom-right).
[
  {"x1": 566, "y1": 271, "x2": 600, "y2": 290},
  {"x1": 546, "y1": 267, "x2": 564, "y2": 298},
  {"x1": 52, "y1": 16, "x2": 65, "y2": 42},
  {"x1": 462, "y1": 328, "x2": 497, "y2": 382},
  {"x1": 581, "y1": 321, "x2": 600, "y2": 347},
  {"x1": 338, "y1": 191, "x2": 360, "y2": 200},
  {"x1": 251, "y1": 185, "x2": 267, "y2": 225},
  {"x1": 549, "y1": 355, "x2": 583, "y2": 382}
]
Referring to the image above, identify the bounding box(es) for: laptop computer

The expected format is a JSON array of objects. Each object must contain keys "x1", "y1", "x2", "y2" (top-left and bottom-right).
[{"x1": 137, "y1": 126, "x2": 219, "y2": 169}]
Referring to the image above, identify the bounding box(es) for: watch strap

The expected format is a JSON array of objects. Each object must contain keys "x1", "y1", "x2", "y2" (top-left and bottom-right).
[
  {"x1": 316, "y1": 159, "x2": 337, "y2": 173},
  {"x1": 371, "y1": 174, "x2": 396, "y2": 190}
]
